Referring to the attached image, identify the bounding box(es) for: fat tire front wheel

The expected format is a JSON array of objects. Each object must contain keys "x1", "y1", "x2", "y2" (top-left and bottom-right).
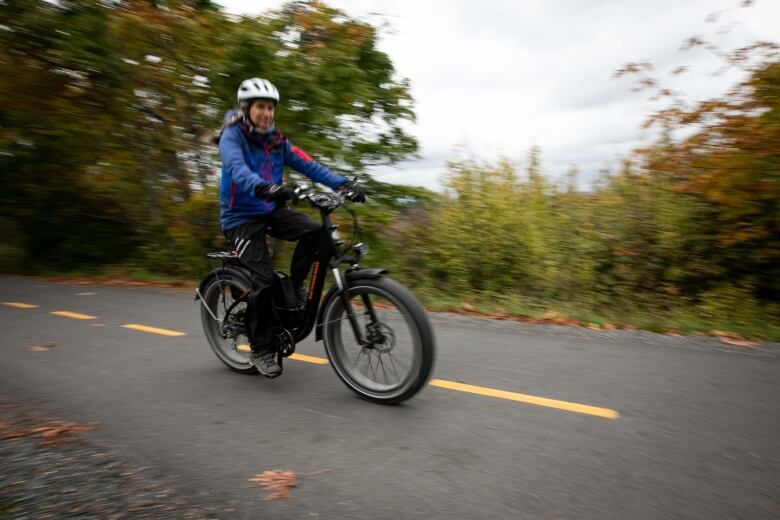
[{"x1": 322, "y1": 276, "x2": 435, "y2": 404}]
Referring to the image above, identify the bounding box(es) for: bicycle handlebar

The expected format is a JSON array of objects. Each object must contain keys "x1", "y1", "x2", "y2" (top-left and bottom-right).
[{"x1": 292, "y1": 185, "x2": 348, "y2": 212}]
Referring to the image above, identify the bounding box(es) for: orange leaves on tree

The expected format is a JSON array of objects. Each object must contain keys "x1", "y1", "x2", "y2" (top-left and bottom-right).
[
  {"x1": 612, "y1": 62, "x2": 654, "y2": 78},
  {"x1": 680, "y1": 36, "x2": 707, "y2": 51}
]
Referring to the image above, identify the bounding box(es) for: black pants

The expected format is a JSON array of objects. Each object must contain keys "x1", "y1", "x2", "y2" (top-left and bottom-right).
[{"x1": 224, "y1": 207, "x2": 321, "y2": 354}]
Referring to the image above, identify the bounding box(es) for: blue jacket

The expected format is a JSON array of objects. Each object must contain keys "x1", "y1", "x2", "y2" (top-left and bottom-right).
[{"x1": 218, "y1": 115, "x2": 347, "y2": 231}]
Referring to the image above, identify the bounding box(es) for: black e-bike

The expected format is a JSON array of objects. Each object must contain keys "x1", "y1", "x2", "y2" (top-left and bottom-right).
[{"x1": 196, "y1": 187, "x2": 435, "y2": 404}]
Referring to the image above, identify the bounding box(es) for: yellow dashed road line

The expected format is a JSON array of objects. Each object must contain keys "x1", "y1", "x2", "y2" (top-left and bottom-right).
[
  {"x1": 121, "y1": 324, "x2": 186, "y2": 337},
  {"x1": 256, "y1": 351, "x2": 618, "y2": 418},
  {"x1": 51, "y1": 311, "x2": 97, "y2": 320},
  {"x1": 15, "y1": 303, "x2": 619, "y2": 418},
  {"x1": 429, "y1": 379, "x2": 619, "y2": 419},
  {"x1": 3, "y1": 302, "x2": 39, "y2": 309},
  {"x1": 289, "y1": 353, "x2": 330, "y2": 365}
]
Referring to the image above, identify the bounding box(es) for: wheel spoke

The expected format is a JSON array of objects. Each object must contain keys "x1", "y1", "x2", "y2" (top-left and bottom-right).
[
  {"x1": 353, "y1": 345, "x2": 364, "y2": 366},
  {"x1": 370, "y1": 351, "x2": 380, "y2": 381},
  {"x1": 365, "y1": 349, "x2": 376, "y2": 380},
  {"x1": 376, "y1": 353, "x2": 392, "y2": 384},
  {"x1": 386, "y1": 351, "x2": 402, "y2": 383}
]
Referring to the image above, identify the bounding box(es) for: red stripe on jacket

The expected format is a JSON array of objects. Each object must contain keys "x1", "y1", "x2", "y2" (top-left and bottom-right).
[
  {"x1": 229, "y1": 182, "x2": 236, "y2": 208},
  {"x1": 291, "y1": 145, "x2": 312, "y2": 163}
]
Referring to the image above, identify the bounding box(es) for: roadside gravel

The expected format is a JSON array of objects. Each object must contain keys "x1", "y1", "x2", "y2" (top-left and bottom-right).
[{"x1": 0, "y1": 396, "x2": 226, "y2": 519}]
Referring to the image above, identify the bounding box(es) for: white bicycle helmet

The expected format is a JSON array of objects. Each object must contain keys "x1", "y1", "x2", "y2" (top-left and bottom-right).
[{"x1": 237, "y1": 77, "x2": 280, "y2": 106}]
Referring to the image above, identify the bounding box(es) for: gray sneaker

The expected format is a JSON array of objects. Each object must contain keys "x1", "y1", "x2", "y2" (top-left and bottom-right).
[{"x1": 248, "y1": 351, "x2": 282, "y2": 378}]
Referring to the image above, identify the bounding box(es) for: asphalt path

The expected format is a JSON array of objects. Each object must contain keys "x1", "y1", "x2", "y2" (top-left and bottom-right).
[{"x1": 1, "y1": 276, "x2": 778, "y2": 519}]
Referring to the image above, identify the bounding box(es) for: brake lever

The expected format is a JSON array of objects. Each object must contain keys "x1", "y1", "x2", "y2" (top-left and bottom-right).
[{"x1": 293, "y1": 184, "x2": 311, "y2": 202}]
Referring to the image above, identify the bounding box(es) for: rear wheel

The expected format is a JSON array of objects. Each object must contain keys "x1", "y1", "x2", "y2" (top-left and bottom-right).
[
  {"x1": 200, "y1": 271, "x2": 256, "y2": 374},
  {"x1": 322, "y1": 277, "x2": 435, "y2": 404}
]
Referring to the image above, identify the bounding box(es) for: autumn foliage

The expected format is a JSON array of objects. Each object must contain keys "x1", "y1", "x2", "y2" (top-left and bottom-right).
[
  {"x1": 386, "y1": 24, "x2": 779, "y2": 338},
  {"x1": 0, "y1": 0, "x2": 417, "y2": 276},
  {"x1": 0, "y1": 1, "x2": 777, "y2": 338}
]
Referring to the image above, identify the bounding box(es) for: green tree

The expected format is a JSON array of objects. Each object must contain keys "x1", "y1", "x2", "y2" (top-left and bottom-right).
[
  {"x1": 0, "y1": 0, "x2": 417, "y2": 275},
  {"x1": 211, "y1": 0, "x2": 417, "y2": 178}
]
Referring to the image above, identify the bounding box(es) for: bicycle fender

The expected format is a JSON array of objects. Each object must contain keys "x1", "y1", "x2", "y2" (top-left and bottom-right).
[
  {"x1": 195, "y1": 266, "x2": 252, "y2": 300},
  {"x1": 314, "y1": 268, "x2": 388, "y2": 341},
  {"x1": 346, "y1": 268, "x2": 388, "y2": 281}
]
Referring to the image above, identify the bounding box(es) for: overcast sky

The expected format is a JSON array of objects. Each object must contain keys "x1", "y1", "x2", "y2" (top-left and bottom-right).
[{"x1": 216, "y1": 0, "x2": 779, "y2": 191}]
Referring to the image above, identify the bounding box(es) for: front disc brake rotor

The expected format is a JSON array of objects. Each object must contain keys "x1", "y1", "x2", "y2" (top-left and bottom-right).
[{"x1": 366, "y1": 322, "x2": 395, "y2": 353}]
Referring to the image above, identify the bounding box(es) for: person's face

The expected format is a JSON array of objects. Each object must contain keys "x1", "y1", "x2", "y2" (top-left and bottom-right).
[{"x1": 249, "y1": 99, "x2": 275, "y2": 131}]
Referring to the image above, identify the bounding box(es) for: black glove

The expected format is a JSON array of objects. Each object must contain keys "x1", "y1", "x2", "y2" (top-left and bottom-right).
[
  {"x1": 338, "y1": 178, "x2": 366, "y2": 203},
  {"x1": 255, "y1": 184, "x2": 295, "y2": 204}
]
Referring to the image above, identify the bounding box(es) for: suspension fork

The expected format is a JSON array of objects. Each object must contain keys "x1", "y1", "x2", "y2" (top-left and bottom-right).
[
  {"x1": 319, "y1": 208, "x2": 371, "y2": 346},
  {"x1": 331, "y1": 265, "x2": 367, "y2": 346},
  {"x1": 360, "y1": 292, "x2": 380, "y2": 325}
]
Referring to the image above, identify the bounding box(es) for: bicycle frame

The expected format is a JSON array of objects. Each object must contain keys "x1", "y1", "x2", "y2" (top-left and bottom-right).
[
  {"x1": 201, "y1": 191, "x2": 379, "y2": 349},
  {"x1": 278, "y1": 197, "x2": 372, "y2": 345}
]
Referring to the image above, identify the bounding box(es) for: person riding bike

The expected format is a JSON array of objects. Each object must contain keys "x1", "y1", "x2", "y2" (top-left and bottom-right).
[{"x1": 218, "y1": 77, "x2": 366, "y2": 378}]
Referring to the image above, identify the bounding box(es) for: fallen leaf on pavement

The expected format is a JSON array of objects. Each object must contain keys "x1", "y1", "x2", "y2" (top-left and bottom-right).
[
  {"x1": 1, "y1": 420, "x2": 96, "y2": 446},
  {"x1": 28, "y1": 343, "x2": 55, "y2": 352},
  {"x1": 712, "y1": 330, "x2": 758, "y2": 348},
  {"x1": 250, "y1": 470, "x2": 299, "y2": 501},
  {"x1": 249, "y1": 469, "x2": 330, "y2": 501},
  {"x1": 719, "y1": 337, "x2": 758, "y2": 348}
]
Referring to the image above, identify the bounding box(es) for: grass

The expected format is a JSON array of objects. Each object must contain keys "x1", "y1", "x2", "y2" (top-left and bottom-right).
[
  {"x1": 5, "y1": 266, "x2": 198, "y2": 290},
  {"x1": 413, "y1": 289, "x2": 779, "y2": 342},
  {"x1": 2, "y1": 265, "x2": 778, "y2": 342}
]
